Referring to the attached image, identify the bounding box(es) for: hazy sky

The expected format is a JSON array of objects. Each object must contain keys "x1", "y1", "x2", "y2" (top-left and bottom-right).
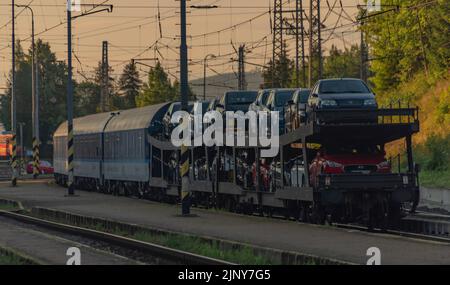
[{"x1": 0, "y1": 0, "x2": 364, "y2": 90}]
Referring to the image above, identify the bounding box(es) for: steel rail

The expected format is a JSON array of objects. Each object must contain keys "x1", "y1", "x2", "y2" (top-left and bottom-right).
[{"x1": 0, "y1": 210, "x2": 235, "y2": 265}]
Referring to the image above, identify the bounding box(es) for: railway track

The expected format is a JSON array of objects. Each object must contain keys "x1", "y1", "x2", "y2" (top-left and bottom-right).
[{"x1": 0, "y1": 210, "x2": 234, "y2": 265}]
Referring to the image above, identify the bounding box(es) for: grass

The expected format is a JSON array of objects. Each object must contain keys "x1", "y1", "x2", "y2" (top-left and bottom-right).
[
  {"x1": 131, "y1": 231, "x2": 275, "y2": 265},
  {"x1": 420, "y1": 170, "x2": 450, "y2": 190},
  {"x1": 0, "y1": 204, "x2": 19, "y2": 211},
  {"x1": 0, "y1": 248, "x2": 37, "y2": 265}
]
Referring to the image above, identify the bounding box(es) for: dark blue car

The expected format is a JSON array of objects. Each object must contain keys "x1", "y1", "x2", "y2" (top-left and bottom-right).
[
  {"x1": 308, "y1": 78, "x2": 377, "y2": 110},
  {"x1": 307, "y1": 79, "x2": 378, "y2": 124},
  {"x1": 263, "y1": 89, "x2": 298, "y2": 134}
]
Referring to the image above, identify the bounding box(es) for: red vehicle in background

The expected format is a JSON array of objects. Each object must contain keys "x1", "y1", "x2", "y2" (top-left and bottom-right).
[
  {"x1": 26, "y1": 160, "x2": 54, "y2": 175},
  {"x1": 0, "y1": 134, "x2": 13, "y2": 160},
  {"x1": 309, "y1": 145, "x2": 391, "y2": 187}
]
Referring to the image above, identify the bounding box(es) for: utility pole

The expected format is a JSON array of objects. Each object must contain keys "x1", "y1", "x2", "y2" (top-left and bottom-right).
[
  {"x1": 297, "y1": 0, "x2": 306, "y2": 87},
  {"x1": 16, "y1": 4, "x2": 39, "y2": 179},
  {"x1": 308, "y1": 0, "x2": 322, "y2": 87},
  {"x1": 360, "y1": 27, "x2": 368, "y2": 83},
  {"x1": 273, "y1": 0, "x2": 306, "y2": 88},
  {"x1": 358, "y1": 6, "x2": 368, "y2": 83},
  {"x1": 272, "y1": 0, "x2": 283, "y2": 88},
  {"x1": 11, "y1": 0, "x2": 18, "y2": 187},
  {"x1": 179, "y1": 0, "x2": 191, "y2": 216},
  {"x1": 100, "y1": 41, "x2": 109, "y2": 113},
  {"x1": 238, "y1": 45, "x2": 246, "y2": 91}
]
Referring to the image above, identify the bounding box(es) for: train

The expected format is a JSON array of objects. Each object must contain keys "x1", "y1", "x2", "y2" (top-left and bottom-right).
[{"x1": 53, "y1": 94, "x2": 421, "y2": 229}]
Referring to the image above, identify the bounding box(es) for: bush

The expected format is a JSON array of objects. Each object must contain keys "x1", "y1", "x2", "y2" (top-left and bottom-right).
[{"x1": 422, "y1": 134, "x2": 450, "y2": 171}]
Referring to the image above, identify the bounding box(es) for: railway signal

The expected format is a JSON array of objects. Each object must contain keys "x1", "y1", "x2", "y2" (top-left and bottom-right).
[
  {"x1": 66, "y1": 1, "x2": 113, "y2": 196},
  {"x1": 11, "y1": 0, "x2": 17, "y2": 187},
  {"x1": 179, "y1": 0, "x2": 191, "y2": 216}
]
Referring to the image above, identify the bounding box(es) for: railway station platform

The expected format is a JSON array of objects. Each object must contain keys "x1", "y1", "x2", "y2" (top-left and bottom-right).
[{"x1": 0, "y1": 179, "x2": 449, "y2": 265}]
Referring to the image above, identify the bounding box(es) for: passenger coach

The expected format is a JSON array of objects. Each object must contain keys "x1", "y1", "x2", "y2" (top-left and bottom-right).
[{"x1": 54, "y1": 103, "x2": 170, "y2": 194}]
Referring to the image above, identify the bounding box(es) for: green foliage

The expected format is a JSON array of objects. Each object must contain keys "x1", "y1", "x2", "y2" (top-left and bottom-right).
[
  {"x1": 172, "y1": 79, "x2": 197, "y2": 102},
  {"x1": 412, "y1": 134, "x2": 450, "y2": 188},
  {"x1": 0, "y1": 40, "x2": 68, "y2": 149},
  {"x1": 94, "y1": 61, "x2": 120, "y2": 111},
  {"x1": 135, "y1": 62, "x2": 196, "y2": 107},
  {"x1": 423, "y1": 135, "x2": 449, "y2": 171},
  {"x1": 419, "y1": 170, "x2": 450, "y2": 190},
  {"x1": 288, "y1": 44, "x2": 361, "y2": 88},
  {"x1": 263, "y1": 43, "x2": 295, "y2": 88},
  {"x1": 0, "y1": 248, "x2": 38, "y2": 265},
  {"x1": 75, "y1": 81, "x2": 101, "y2": 117},
  {"x1": 118, "y1": 61, "x2": 142, "y2": 109},
  {"x1": 135, "y1": 62, "x2": 177, "y2": 107},
  {"x1": 362, "y1": 0, "x2": 450, "y2": 93},
  {"x1": 323, "y1": 45, "x2": 361, "y2": 79},
  {"x1": 436, "y1": 84, "x2": 450, "y2": 125}
]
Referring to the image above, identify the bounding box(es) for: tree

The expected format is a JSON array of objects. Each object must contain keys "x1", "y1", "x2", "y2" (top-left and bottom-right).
[
  {"x1": 135, "y1": 62, "x2": 177, "y2": 107},
  {"x1": 172, "y1": 79, "x2": 197, "y2": 102},
  {"x1": 94, "y1": 61, "x2": 119, "y2": 111},
  {"x1": 0, "y1": 40, "x2": 69, "y2": 155},
  {"x1": 75, "y1": 81, "x2": 101, "y2": 117},
  {"x1": 362, "y1": 0, "x2": 449, "y2": 94},
  {"x1": 263, "y1": 43, "x2": 295, "y2": 88},
  {"x1": 118, "y1": 61, "x2": 142, "y2": 109},
  {"x1": 323, "y1": 45, "x2": 361, "y2": 79}
]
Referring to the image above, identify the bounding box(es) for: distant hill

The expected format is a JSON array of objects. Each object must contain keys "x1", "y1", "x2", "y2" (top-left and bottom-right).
[{"x1": 190, "y1": 70, "x2": 264, "y2": 100}]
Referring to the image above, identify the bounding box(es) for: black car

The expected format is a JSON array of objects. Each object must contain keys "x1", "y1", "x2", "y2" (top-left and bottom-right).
[
  {"x1": 215, "y1": 91, "x2": 258, "y2": 132},
  {"x1": 307, "y1": 78, "x2": 378, "y2": 123},
  {"x1": 216, "y1": 91, "x2": 259, "y2": 113},
  {"x1": 308, "y1": 78, "x2": 377, "y2": 109}
]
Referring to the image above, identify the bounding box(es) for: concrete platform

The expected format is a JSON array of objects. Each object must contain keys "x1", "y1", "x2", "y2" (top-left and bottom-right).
[{"x1": 1, "y1": 180, "x2": 449, "y2": 265}]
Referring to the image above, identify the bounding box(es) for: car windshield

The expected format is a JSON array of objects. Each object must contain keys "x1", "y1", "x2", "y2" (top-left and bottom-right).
[
  {"x1": 319, "y1": 80, "x2": 370, "y2": 94},
  {"x1": 324, "y1": 145, "x2": 382, "y2": 155},
  {"x1": 275, "y1": 90, "x2": 296, "y2": 107},
  {"x1": 226, "y1": 91, "x2": 258, "y2": 105},
  {"x1": 298, "y1": 90, "x2": 311, "y2": 103},
  {"x1": 170, "y1": 103, "x2": 193, "y2": 114}
]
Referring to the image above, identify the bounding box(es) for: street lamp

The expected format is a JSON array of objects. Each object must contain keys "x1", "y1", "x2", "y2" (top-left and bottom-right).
[
  {"x1": 16, "y1": 4, "x2": 40, "y2": 179},
  {"x1": 66, "y1": 1, "x2": 113, "y2": 196},
  {"x1": 203, "y1": 54, "x2": 216, "y2": 101}
]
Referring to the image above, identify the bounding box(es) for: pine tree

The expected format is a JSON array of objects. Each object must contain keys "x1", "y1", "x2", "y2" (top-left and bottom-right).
[
  {"x1": 94, "y1": 61, "x2": 118, "y2": 111},
  {"x1": 263, "y1": 42, "x2": 294, "y2": 88},
  {"x1": 135, "y1": 62, "x2": 176, "y2": 107},
  {"x1": 118, "y1": 61, "x2": 142, "y2": 109},
  {"x1": 172, "y1": 79, "x2": 197, "y2": 102}
]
